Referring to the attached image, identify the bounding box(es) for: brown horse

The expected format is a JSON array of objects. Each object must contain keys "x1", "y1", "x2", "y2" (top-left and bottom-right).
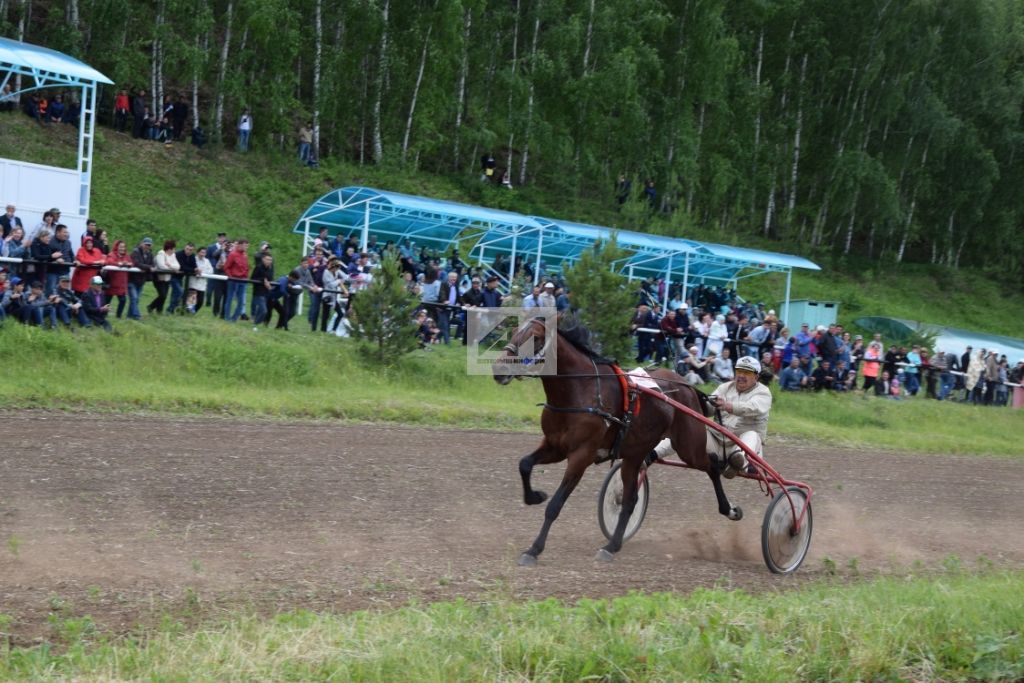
[{"x1": 493, "y1": 317, "x2": 743, "y2": 565}]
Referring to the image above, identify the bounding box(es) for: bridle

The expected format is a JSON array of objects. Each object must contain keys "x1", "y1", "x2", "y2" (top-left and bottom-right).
[{"x1": 501, "y1": 317, "x2": 555, "y2": 370}]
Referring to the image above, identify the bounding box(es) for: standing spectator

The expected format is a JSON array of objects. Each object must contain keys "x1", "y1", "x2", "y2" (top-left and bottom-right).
[
  {"x1": 114, "y1": 90, "x2": 130, "y2": 132},
  {"x1": 207, "y1": 233, "x2": 228, "y2": 317},
  {"x1": 168, "y1": 243, "x2": 197, "y2": 314},
  {"x1": 481, "y1": 274, "x2": 503, "y2": 308},
  {"x1": 903, "y1": 345, "x2": 922, "y2": 396},
  {"x1": 298, "y1": 121, "x2": 312, "y2": 164},
  {"x1": 538, "y1": 282, "x2": 557, "y2": 309},
  {"x1": 967, "y1": 349, "x2": 986, "y2": 404},
  {"x1": 81, "y1": 276, "x2": 112, "y2": 331},
  {"x1": 172, "y1": 93, "x2": 189, "y2": 140},
  {"x1": 320, "y1": 257, "x2": 348, "y2": 333},
  {"x1": 224, "y1": 239, "x2": 250, "y2": 322},
  {"x1": 660, "y1": 308, "x2": 689, "y2": 361},
  {"x1": 2, "y1": 227, "x2": 27, "y2": 275},
  {"x1": 131, "y1": 89, "x2": 147, "y2": 138},
  {"x1": 436, "y1": 271, "x2": 462, "y2": 345},
  {"x1": 81, "y1": 218, "x2": 99, "y2": 245},
  {"x1": 630, "y1": 303, "x2": 657, "y2": 362},
  {"x1": 237, "y1": 108, "x2": 253, "y2": 152},
  {"x1": 305, "y1": 254, "x2": 326, "y2": 331},
  {"x1": 188, "y1": 246, "x2": 214, "y2": 313},
  {"x1": 268, "y1": 270, "x2": 301, "y2": 330},
  {"x1": 128, "y1": 237, "x2": 155, "y2": 320},
  {"x1": 104, "y1": 240, "x2": 132, "y2": 319},
  {"x1": 72, "y1": 235, "x2": 106, "y2": 293},
  {"x1": 707, "y1": 314, "x2": 728, "y2": 357},
  {"x1": 931, "y1": 350, "x2": 952, "y2": 401},
  {"x1": 849, "y1": 335, "x2": 865, "y2": 375},
  {"x1": 983, "y1": 350, "x2": 1000, "y2": 406},
  {"x1": 95, "y1": 228, "x2": 111, "y2": 255},
  {"x1": 149, "y1": 240, "x2": 179, "y2": 314},
  {"x1": 250, "y1": 252, "x2": 274, "y2": 327},
  {"x1": 643, "y1": 179, "x2": 657, "y2": 210},
  {"x1": 480, "y1": 153, "x2": 496, "y2": 182},
  {"x1": 615, "y1": 173, "x2": 631, "y2": 205},
  {"x1": 46, "y1": 224, "x2": 74, "y2": 296},
  {"x1": 862, "y1": 341, "x2": 883, "y2": 392},
  {"x1": 0, "y1": 204, "x2": 22, "y2": 238},
  {"x1": 523, "y1": 284, "x2": 542, "y2": 309}
]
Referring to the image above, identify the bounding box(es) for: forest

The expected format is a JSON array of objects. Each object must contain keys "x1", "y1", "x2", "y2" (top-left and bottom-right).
[{"x1": 3, "y1": 0, "x2": 1023, "y2": 279}]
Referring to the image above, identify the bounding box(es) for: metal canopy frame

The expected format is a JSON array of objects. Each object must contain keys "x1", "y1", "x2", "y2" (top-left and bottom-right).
[
  {"x1": 0, "y1": 38, "x2": 113, "y2": 222},
  {"x1": 293, "y1": 186, "x2": 820, "y2": 318}
]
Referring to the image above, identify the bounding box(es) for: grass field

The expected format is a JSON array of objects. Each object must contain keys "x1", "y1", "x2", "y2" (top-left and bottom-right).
[{"x1": 1, "y1": 570, "x2": 1021, "y2": 681}]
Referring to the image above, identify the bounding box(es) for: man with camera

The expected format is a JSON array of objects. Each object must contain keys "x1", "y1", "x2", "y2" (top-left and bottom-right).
[{"x1": 652, "y1": 356, "x2": 772, "y2": 479}]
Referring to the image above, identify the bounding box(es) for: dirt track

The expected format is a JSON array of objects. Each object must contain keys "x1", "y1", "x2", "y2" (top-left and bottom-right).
[{"x1": 1, "y1": 411, "x2": 1022, "y2": 642}]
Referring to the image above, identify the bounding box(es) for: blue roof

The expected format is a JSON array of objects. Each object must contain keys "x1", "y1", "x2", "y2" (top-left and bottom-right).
[
  {"x1": 293, "y1": 186, "x2": 820, "y2": 284},
  {"x1": 0, "y1": 37, "x2": 112, "y2": 85}
]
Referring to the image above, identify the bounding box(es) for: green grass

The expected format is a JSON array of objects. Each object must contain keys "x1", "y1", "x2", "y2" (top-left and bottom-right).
[
  {"x1": 770, "y1": 389, "x2": 1024, "y2": 456},
  {"x1": 2, "y1": 112, "x2": 1023, "y2": 339},
  {"x1": 0, "y1": 316, "x2": 541, "y2": 429},
  {"x1": 2, "y1": 571, "x2": 1021, "y2": 681}
]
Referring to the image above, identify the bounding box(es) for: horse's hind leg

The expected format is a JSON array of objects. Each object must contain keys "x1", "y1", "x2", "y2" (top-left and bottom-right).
[
  {"x1": 519, "y1": 440, "x2": 564, "y2": 506},
  {"x1": 519, "y1": 451, "x2": 587, "y2": 566},
  {"x1": 597, "y1": 455, "x2": 642, "y2": 560},
  {"x1": 707, "y1": 469, "x2": 743, "y2": 521}
]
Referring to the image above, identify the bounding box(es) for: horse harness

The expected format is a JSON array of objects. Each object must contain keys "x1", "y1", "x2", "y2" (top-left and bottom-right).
[{"x1": 539, "y1": 364, "x2": 727, "y2": 467}]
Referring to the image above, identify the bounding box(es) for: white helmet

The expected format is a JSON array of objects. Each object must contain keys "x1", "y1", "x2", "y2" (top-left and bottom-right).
[{"x1": 735, "y1": 356, "x2": 761, "y2": 374}]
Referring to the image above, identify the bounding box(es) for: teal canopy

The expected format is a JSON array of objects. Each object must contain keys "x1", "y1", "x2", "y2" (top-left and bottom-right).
[{"x1": 293, "y1": 186, "x2": 820, "y2": 318}]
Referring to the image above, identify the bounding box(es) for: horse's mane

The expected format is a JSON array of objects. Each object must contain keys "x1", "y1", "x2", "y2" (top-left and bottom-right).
[{"x1": 557, "y1": 318, "x2": 617, "y2": 365}]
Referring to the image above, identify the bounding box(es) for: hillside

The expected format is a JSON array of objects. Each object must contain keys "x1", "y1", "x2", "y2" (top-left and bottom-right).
[{"x1": 3, "y1": 114, "x2": 1022, "y2": 339}]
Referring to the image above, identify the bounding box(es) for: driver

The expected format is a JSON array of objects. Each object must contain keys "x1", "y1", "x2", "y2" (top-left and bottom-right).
[{"x1": 652, "y1": 355, "x2": 772, "y2": 478}]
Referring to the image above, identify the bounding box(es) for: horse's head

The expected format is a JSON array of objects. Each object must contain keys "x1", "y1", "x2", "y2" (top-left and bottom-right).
[{"x1": 492, "y1": 316, "x2": 555, "y2": 385}]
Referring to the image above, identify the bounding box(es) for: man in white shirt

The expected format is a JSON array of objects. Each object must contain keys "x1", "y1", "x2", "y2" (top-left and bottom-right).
[{"x1": 655, "y1": 356, "x2": 771, "y2": 479}]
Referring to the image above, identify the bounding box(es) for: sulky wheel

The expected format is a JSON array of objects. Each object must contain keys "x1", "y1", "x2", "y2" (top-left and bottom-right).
[
  {"x1": 761, "y1": 486, "x2": 813, "y2": 574},
  {"x1": 597, "y1": 460, "x2": 650, "y2": 542}
]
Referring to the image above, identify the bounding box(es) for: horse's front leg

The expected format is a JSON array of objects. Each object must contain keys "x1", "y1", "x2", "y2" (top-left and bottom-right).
[
  {"x1": 519, "y1": 440, "x2": 565, "y2": 505},
  {"x1": 707, "y1": 468, "x2": 743, "y2": 521},
  {"x1": 518, "y1": 450, "x2": 588, "y2": 566},
  {"x1": 596, "y1": 455, "x2": 642, "y2": 561}
]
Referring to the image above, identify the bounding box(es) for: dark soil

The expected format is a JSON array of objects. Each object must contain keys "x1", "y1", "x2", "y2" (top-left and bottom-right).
[{"x1": 2, "y1": 411, "x2": 1022, "y2": 644}]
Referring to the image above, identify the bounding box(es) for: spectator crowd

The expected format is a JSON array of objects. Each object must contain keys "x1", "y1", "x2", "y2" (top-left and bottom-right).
[
  {"x1": 626, "y1": 281, "x2": 1023, "y2": 408},
  {"x1": 2, "y1": 198, "x2": 1021, "y2": 407}
]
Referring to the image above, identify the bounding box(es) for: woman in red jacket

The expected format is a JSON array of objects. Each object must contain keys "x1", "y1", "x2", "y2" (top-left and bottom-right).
[
  {"x1": 104, "y1": 239, "x2": 132, "y2": 318},
  {"x1": 72, "y1": 235, "x2": 107, "y2": 293}
]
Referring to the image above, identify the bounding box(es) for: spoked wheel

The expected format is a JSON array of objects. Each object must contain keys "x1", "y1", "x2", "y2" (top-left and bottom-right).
[
  {"x1": 761, "y1": 486, "x2": 813, "y2": 574},
  {"x1": 597, "y1": 461, "x2": 650, "y2": 542}
]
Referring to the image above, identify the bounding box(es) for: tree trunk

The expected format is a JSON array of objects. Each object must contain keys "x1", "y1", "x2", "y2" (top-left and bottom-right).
[
  {"x1": 787, "y1": 54, "x2": 807, "y2": 217},
  {"x1": 843, "y1": 188, "x2": 859, "y2": 254},
  {"x1": 945, "y1": 209, "x2": 956, "y2": 266},
  {"x1": 750, "y1": 28, "x2": 764, "y2": 220},
  {"x1": 371, "y1": 0, "x2": 390, "y2": 164},
  {"x1": 359, "y1": 55, "x2": 369, "y2": 165},
  {"x1": 15, "y1": 0, "x2": 29, "y2": 102},
  {"x1": 506, "y1": 0, "x2": 522, "y2": 174},
  {"x1": 518, "y1": 1, "x2": 541, "y2": 186},
  {"x1": 401, "y1": 22, "x2": 433, "y2": 164},
  {"x1": 213, "y1": 0, "x2": 234, "y2": 143},
  {"x1": 896, "y1": 192, "x2": 915, "y2": 263},
  {"x1": 452, "y1": 7, "x2": 471, "y2": 171},
  {"x1": 192, "y1": 33, "x2": 204, "y2": 129},
  {"x1": 66, "y1": 0, "x2": 78, "y2": 30},
  {"x1": 686, "y1": 102, "x2": 706, "y2": 214},
  {"x1": 763, "y1": 175, "x2": 776, "y2": 237},
  {"x1": 572, "y1": 0, "x2": 596, "y2": 172},
  {"x1": 312, "y1": 0, "x2": 322, "y2": 159}
]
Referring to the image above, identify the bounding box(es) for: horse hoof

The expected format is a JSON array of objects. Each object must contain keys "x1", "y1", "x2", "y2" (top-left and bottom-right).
[
  {"x1": 728, "y1": 506, "x2": 743, "y2": 521},
  {"x1": 595, "y1": 548, "x2": 615, "y2": 563},
  {"x1": 518, "y1": 553, "x2": 538, "y2": 567},
  {"x1": 525, "y1": 490, "x2": 548, "y2": 506}
]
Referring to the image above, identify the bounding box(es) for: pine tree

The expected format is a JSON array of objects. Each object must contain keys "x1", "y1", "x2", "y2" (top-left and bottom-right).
[
  {"x1": 351, "y1": 249, "x2": 420, "y2": 364},
  {"x1": 562, "y1": 236, "x2": 635, "y2": 362}
]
